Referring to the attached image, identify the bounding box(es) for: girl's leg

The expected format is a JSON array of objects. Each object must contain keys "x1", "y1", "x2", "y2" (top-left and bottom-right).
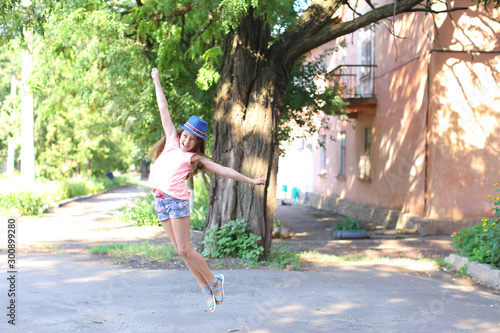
[
  {"x1": 161, "y1": 219, "x2": 208, "y2": 288},
  {"x1": 168, "y1": 216, "x2": 216, "y2": 284},
  {"x1": 168, "y1": 216, "x2": 223, "y2": 303},
  {"x1": 161, "y1": 218, "x2": 220, "y2": 307}
]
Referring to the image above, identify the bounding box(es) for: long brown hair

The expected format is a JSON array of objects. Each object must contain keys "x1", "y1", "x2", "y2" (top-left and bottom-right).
[{"x1": 148, "y1": 129, "x2": 209, "y2": 179}]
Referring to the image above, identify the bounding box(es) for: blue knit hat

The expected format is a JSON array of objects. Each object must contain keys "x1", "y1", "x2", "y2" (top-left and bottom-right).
[{"x1": 179, "y1": 116, "x2": 208, "y2": 139}]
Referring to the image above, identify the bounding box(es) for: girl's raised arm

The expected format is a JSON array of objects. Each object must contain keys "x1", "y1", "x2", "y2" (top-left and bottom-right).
[{"x1": 152, "y1": 68, "x2": 177, "y2": 141}]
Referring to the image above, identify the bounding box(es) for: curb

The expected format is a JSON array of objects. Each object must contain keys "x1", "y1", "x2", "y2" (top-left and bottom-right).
[
  {"x1": 445, "y1": 253, "x2": 500, "y2": 290},
  {"x1": 56, "y1": 193, "x2": 94, "y2": 207}
]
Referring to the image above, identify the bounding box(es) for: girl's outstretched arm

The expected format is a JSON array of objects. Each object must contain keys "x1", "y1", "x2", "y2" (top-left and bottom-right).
[
  {"x1": 196, "y1": 157, "x2": 266, "y2": 186},
  {"x1": 152, "y1": 68, "x2": 177, "y2": 141}
]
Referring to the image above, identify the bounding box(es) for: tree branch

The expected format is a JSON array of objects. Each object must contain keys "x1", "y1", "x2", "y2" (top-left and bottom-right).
[
  {"x1": 406, "y1": 6, "x2": 470, "y2": 13},
  {"x1": 193, "y1": 10, "x2": 214, "y2": 40},
  {"x1": 280, "y1": 0, "x2": 470, "y2": 68},
  {"x1": 168, "y1": 3, "x2": 193, "y2": 18},
  {"x1": 364, "y1": 0, "x2": 376, "y2": 10}
]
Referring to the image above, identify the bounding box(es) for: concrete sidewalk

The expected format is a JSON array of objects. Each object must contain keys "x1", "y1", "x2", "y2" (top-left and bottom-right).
[{"x1": 1, "y1": 185, "x2": 499, "y2": 332}]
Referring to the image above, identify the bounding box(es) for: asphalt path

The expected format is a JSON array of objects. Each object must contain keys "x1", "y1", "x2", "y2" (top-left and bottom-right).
[{"x1": 1, "y1": 186, "x2": 499, "y2": 332}]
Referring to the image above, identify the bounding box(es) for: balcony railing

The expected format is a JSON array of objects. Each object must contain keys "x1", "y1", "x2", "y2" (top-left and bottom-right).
[{"x1": 327, "y1": 64, "x2": 377, "y2": 100}]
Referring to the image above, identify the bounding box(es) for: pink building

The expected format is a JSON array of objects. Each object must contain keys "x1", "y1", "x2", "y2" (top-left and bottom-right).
[{"x1": 309, "y1": 0, "x2": 500, "y2": 235}]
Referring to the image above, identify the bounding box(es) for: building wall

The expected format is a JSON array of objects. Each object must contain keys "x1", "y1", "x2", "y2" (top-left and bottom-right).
[
  {"x1": 311, "y1": 0, "x2": 500, "y2": 228},
  {"x1": 426, "y1": 1, "x2": 500, "y2": 219}
]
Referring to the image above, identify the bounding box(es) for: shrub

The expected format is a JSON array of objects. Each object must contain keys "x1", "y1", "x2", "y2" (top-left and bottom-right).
[
  {"x1": 0, "y1": 191, "x2": 53, "y2": 216},
  {"x1": 202, "y1": 219, "x2": 264, "y2": 263},
  {"x1": 116, "y1": 193, "x2": 159, "y2": 226},
  {"x1": 330, "y1": 215, "x2": 364, "y2": 232},
  {"x1": 451, "y1": 183, "x2": 500, "y2": 269},
  {"x1": 0, "y1": 176, "x2": 132, "y2": 216}
]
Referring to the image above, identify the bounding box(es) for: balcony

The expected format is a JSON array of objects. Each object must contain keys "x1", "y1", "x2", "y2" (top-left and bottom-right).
[{"x1": 327, "y1": 65, "x2": 377, "y2": 118}]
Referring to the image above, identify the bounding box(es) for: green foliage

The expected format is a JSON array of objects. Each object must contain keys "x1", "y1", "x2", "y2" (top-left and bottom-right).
[
  {"x1": 0, "y1": 175, "x2": 129, "y2": 216},
  {"x1": 0, "y1": 191, "x2": 49, "y2": 216},
  {"x1": 273, "y1": 218, "x2": 284, "y2": 229},
  {"x1": 0, "y1": 0, "x2": 55, "y2": 46},
  {"x1": 0, "y1": 44, "x2": 21, "y2": 163},
  {"x1": 267, "y1": 241, "x2": 301, "y2": 270},
  {"x1": 57, "y1": 177, "x2": 110, "y2": 198},
  {"x1": 191, "y1": 173, "x2": 210, "y2": 231},
  {"x1": 29, "y1": 4, "x2": 137, "y2": 179},
  {"x1": 218, "y1": 0, "x2": 298, "y2": 33},
  {"x1": 281, "y1": 50, "x2": 347, "y2": 143},
  {"x1": 451, "y1": 184, "x2": 500, "y2": 269},
  {"x1": 202, "y1": 218, "x2": 264, "y2": 263},
  {"x1": 331, "y1": 215, "x2": 364, "y2": 232},
  {"x1": 115, "y1": 192, "x2": 159, "y2": 227},
  {"x1": 458, "y1": 264, "x2": 469, "y2": 278}
]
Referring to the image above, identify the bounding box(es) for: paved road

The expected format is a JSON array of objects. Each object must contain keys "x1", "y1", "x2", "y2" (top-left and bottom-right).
[{"x1": 1, "y1": 186, "x2": 499, "y2": 332}]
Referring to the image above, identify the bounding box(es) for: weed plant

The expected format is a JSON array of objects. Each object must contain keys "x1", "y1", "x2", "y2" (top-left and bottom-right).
[
  {"x1": 330, "y1": 215, "x2": 364, "y2": 232},
  {"x1": 451, "y1": 183, "x2": 500, "y2": 269},
  {"x1": 268, "y1": 242, "x2": 301, "y2": 269}
]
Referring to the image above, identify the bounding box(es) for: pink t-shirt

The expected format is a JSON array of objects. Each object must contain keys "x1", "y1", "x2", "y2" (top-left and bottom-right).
[{"x1": 147, "y1": 138, "x2": 195, "y2": 200}]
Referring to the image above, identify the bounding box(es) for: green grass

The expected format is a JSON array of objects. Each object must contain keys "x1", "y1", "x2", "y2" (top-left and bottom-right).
[{"x1": 90, "y1": 242, "x2": 176, "y2": 263}]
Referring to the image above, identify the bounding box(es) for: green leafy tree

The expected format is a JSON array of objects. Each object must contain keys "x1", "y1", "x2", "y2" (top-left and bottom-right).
[
  {"x1": 0, "y1": 44, "x2": 21, "y2": 166},
  {"x1": 30, "y1": 11, "x2": 137, "y2": 178}
]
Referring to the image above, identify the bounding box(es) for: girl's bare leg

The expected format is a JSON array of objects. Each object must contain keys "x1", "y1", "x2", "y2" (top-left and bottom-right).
[{"x1": 161, "y1": 218, "x2": 222, "y2": 307}]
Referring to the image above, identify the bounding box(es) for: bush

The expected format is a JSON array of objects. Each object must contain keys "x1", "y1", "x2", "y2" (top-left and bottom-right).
[
  {"x1": 451, "y1": 183, "x2": 500, "y2": 269},
  {"x1": 202, "y1": 219, "x2": 264, "y2": 263},
  {"x1": 115, "y1": 193, "x2": 159, "y2": 226},
  {"x1": 0, "y1": 176, "x2": 132, "y2": 216},
  {"x1": 0, "y1": 191, "x2": 52, "y2": 216}
]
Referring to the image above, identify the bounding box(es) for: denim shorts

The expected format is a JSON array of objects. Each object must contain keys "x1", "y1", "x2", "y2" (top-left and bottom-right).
[{"x1": 154, "y1": 193, "x2": 190, "y2": 221}]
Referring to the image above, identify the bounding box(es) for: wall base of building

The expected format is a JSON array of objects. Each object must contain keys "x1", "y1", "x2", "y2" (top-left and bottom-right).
[{"x1": 309, "y1": 192, "x2": 479, "y2": 236}]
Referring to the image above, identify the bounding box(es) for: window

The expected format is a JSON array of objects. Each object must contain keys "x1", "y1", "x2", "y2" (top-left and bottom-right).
[
  {"x1": 357, "y1": 25, "x2": 374, "y2": 97},
  {"x1": 319, "y1": 135, "x2": 327, "y2": 175},
  {"x1": 360, "y1": 127, "x2": 372, "y2": 180},
  {"x1": 338, "y1": 132, "x2": 346, "y2": 177}
]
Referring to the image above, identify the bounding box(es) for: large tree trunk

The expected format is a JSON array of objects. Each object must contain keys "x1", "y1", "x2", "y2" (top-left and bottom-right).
[{"x1": 205, "y1": 12, "x2": 289, "y2": 252}]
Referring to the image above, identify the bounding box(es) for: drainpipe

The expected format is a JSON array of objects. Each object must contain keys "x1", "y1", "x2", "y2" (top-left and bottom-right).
[{"x1": 424, "y1": 53, "x2": 431, "y2": 219}]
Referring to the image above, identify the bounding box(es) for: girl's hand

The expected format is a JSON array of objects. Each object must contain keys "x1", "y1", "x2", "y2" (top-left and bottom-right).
[
  {"x1": 151, "y1": 68, "x2": 160, "y2": 82},
  {"x1": 252, "y1": 178, "x2": 266, "y2": 186}
]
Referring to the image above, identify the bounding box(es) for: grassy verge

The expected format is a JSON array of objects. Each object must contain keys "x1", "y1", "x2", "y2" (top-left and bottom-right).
[
  {"x1": 0, "y1": 175, "x2": 136, "y2": 216},
  {"x1": 90, "y1": 242, "x2": 177, "y2": 263},
  {"x1": 89, "y1": 241, "x2": 302, "y2": 270}
]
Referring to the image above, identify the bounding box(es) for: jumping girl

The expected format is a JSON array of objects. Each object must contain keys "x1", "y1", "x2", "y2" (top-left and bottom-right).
[{"x1": 147, "y1": 68, "x2": 265, "y2": 312}]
